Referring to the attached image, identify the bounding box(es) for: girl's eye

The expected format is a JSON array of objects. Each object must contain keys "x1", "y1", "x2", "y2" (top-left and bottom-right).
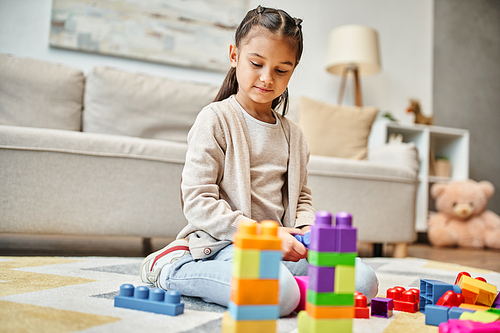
[
  {"x1": 276, "y1": 69, "x2": 287, "y2": 75},
  {"x1": 251, "y1": 62, "x2": 262, "y2": 68}
]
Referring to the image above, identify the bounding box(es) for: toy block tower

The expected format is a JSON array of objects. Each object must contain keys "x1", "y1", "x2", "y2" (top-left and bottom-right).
[
  {"x1": 222, "y1": 220, "x2": 282, "y2": 333},
  {"x1": 298, "y1": 211, "x2": 357, "y2": 333}
]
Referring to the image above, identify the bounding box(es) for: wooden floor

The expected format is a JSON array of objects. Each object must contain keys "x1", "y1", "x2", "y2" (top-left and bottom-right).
[{"x1": 1, "y1": 234, "x2": 499, "y2": 272}]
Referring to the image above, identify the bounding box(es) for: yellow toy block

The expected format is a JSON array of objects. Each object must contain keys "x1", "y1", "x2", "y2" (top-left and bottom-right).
[
  {"x1": 234, "y1": 220, "x2": 281, "y2": 250},
  {"x1": 334, "y1": 265, "x2": 355, "y2": 294},
  {"x1": 222, "y1": 311, "x2": 276, "y2": 333},
  {"x1": 298, "y1": 310, "x2": 352, "y2": 333},
  {"x1": 458, "y1": 275, "x2": 498, "y2": 307},
  {"x1": 232, "y1": 248, "x2": 260, "y2": 279},
  {"x1": 460, "y1": 310, "x2": 500, "y2": 323},
  {"x1": 459, "y1": 303, "x2": 492, "y2": 311},
  {"x1": 230, "y1": 278, "x2": 279, "y2": 305},
  {"x1": 306, "y1": 302, "x2": 354, "y2": 319}
]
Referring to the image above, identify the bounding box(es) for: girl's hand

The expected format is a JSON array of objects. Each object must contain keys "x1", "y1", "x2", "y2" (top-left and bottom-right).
[{"x1": 277, "y1": 227, "x2": 307, "y2": 262}]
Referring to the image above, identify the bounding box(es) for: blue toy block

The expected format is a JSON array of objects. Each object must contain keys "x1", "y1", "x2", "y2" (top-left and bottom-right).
[
  {"x1": 259, "y1": 250, "x2": 282, "y2": 279},
  {"x1": 448, "y1": 306, "x2": 475, "y2": 319},
  {"x1": 419, "y1": 279, "x2": 461, "y2": 313},
  {"x1": 227, "y1": 301, "x2": 280, "y2": 320},
  {"x1": 114, "y1": 284, "x2": 184, "y2": 316},
  {"x1": 424, "y1": 304, "x2": 450, "y2": 326},
  {"x1": 294, "y1": 232, "x2": 311, "y2": 249}
]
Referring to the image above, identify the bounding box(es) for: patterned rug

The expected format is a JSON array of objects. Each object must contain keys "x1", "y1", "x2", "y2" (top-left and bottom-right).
[{"x1": 1, "y1": 256, "x2": 499, "y2": 333}]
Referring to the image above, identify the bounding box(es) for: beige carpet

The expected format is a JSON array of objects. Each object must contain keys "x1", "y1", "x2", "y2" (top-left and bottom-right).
[{"x1": 1, "y1": 256, "x2": 499, "y2": 333}]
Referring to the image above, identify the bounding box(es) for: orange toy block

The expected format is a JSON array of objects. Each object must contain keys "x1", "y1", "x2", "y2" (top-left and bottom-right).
[
  {"x1": 305, "y1": 302, "x2": 354, "y2": 319},
  {"x1": 459, "y1": 303, "x2": 492, "y2": 311},
  {"x1": 458, "y1": 275, "x2": 498, "y2": 307},
  {"x1": 222, "y1": 312, "x2": 277, "y2": 333},
  {"x1": 230, "y1": 278, "x2": 279, "y2": 305},
  {"x1": 234, "y1": 220, "x2": 282, "y2": 250}
]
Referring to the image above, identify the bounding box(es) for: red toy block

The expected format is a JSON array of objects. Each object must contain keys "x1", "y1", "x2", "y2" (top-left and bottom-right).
[
  {"x1": 386, "y1": 287, "x2": 419, "y2": 313},
  {"x1": 455, "y1": 271, "x2": 471, "y2": 285},
  {"x1": 436, "y1": 290, "x2": 464, "y2": 307},
  {"x1": 354, "y1": 292, "x2": 370, "y2": 319}
]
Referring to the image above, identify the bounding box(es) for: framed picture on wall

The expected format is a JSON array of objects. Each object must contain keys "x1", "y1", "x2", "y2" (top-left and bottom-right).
[{"x1": 49, "y1": 0, "x2": 247, "y2": 72}]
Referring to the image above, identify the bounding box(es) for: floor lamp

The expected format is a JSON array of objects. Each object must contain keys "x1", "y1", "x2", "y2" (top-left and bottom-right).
[{"x1": 325, "y1": 25, "x2": 381, "y2": 107}]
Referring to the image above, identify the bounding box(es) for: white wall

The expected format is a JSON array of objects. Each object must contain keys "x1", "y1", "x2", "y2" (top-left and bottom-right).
[{"x1": 0, "y1": 0, "x2": 433, "y2": 123}]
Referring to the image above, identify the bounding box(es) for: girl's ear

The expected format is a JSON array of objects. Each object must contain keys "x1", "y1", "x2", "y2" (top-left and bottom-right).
[{"x1": 229, "y1": 44, "x2": 238, "y2": 68}]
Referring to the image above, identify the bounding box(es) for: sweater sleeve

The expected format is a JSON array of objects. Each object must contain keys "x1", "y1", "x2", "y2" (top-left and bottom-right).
[{"x1": 181, "y1": 107, "x2": 253, "y2": 241}]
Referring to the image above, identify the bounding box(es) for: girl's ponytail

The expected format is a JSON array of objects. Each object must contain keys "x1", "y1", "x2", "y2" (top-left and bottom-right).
[{"x1": 214, "y1": 67, "x2": 238, "y2": 103}]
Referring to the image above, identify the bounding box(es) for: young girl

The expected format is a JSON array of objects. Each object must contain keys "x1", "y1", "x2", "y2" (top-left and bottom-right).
[{"x1": 140, "y1": 6, "x2": 378, "y2": 316}]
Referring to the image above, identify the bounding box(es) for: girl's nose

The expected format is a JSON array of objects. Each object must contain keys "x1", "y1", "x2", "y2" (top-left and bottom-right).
[{"x1": 260, "y1": 70, "x2": 273, "y2": 84}]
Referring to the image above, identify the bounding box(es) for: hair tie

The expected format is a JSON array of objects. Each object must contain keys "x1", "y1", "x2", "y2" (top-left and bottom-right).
[
  {"x1": 256, "y1": 5, "x2": 265, "y2": 14},
  {"x1": 294, "y1": 18, "x2": 302, "y2": 27}
]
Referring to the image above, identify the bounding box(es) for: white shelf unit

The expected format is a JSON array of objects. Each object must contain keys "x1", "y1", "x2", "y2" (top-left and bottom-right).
[{"x1": 380, "y1": 122, "x2": 469, "y2": 232}]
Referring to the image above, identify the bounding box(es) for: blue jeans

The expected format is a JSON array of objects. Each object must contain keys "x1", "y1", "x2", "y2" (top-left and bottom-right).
[{"x1": 159, "y1": 244, "x2": 378, "y2": 317}]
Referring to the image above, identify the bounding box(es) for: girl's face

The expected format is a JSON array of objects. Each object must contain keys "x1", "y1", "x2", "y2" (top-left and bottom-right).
[{"x1": 230, "y1": 28, "x2": 297, "y2": 114}]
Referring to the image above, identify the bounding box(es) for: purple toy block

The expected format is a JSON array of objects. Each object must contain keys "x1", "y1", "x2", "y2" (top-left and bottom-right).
[
  {"x1": 335, "y1": 212, "x2": 357, "y2": 253},
  {"x1": 371, "y1": 297, "x2": 394, "y2": 318},
  {"x1": 494, "y1": 292, "x2": 500, "y2": 308},
  {"x1": 438, "y1": 319, "x2": 500, "y2": 333},
  {"x1": 309, "y1": 211, "x2": 337, "y2": 252},
  {"x1": 308, "y1": 265, "x2": 335, "y2": 293}
]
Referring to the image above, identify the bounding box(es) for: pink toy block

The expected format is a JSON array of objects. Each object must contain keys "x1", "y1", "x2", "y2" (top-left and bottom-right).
[
  {"x1": 308, "y1": 265, "x2": 335, "y2": 293},
  {"x1": 294, "y1": 276, "x2": 309, "y2": 312},
  {"x1": 439, "y1": 319, "x2": 500, "y2": 333},
  {"x1": 335, "y1": 212, "x2": 357, "y2": 253},
  {"x1": 309, "y1": 211, "x2": 337, "y2": 252}
]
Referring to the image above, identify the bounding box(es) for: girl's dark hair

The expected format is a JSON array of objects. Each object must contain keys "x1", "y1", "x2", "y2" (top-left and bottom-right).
[{"x1": 214, "y1": 6, "x2": 303, "y2": 116}]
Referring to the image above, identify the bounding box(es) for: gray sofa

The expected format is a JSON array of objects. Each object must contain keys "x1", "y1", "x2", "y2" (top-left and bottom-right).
[{"x1": 0, "y1": 53, "x2": 418, "y2": 257}]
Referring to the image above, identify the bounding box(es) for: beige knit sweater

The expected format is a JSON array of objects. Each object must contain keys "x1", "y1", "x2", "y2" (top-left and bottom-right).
[{"x1": 177, "y1": 96, "x2": 315, "y2": 259}]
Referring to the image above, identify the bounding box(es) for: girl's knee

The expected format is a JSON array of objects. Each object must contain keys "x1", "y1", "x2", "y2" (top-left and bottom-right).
[
  {"x1": 355, "y1": 258, "x2": 379, "y2": 303},
  {"x1": 279, "y1": 264, "x2": 300, "y2": 317}
]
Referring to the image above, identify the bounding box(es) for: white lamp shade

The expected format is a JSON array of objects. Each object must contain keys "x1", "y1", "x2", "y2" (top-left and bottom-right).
[{"x1": 326, "y1": 25, "x2": 381, "y2": 76}]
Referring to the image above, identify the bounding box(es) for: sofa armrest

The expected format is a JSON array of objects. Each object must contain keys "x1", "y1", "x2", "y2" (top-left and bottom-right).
[{"x1": 368, "y1": 142, "x2": 420, "y2": 174}]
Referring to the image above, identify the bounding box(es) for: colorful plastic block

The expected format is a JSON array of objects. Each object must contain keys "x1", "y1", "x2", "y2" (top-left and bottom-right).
[
  {"x1": 334, "y1": 265, "x2": 355, "y2": 294},
  {"x1": 298, "y1": 311, "x2": 353, "y2": 333},
  {"x1": 309, "y1": 211, "x2": 337, "y2": 252},
  {"x1": 354, "y1": 292, "x2": 370, "y2": 319},
  {"x1": 230, "y1": 277, "x2": 279, "y2": 306},
  {"x1": 425, "y1": 304, "x2": 451, "y2": 326},
  {"x1": 420, "y1": 279, "x2": 461, "y2": 313},
  {"x1": 307, "y1": 290, "x2": 354, "y2": 306},
  {"x1": 259, "y1": 250, "x2": 282, "y2": 279},
  {"x1": 307, "y1": 250, "x2": 356, "y2": 267},
  {"x1": 386, "y1": 287, "x2": 420, "y2": 313},
  {"x1": 233, "y1": 220, "x2": 282, "y2": 250},
  {"x1": 436, "y1": 290, "x2": 465, "y2": 307},
  {"x1": 306, "y1": 303, "x2": 354, "y2": 319},
  {"x1": 114, "y1": 284, "x2": 184, "y2": 316},
  {"x1": 371, "y1": 297, "x2": 394, "y2": 318},
  {"x1": 459, "y1": 303, "x2": 492, "y2": 311},
  {"x1": 494, "y1": 292, "x2": 500, "y2": 309},
  {"x1": 460, "y1": 309, "x2": 500, "y2": 323},
  {"x1": 335, "y1": 212, "x2": 357, "y2": 253},
  {"x1": 308, "y1": 265, "x2": 335, "y2": 293},
  {"x1": 438, "y1": 319, "x2": 500, "y2": 333},
  {"x1": 232, "y1": 248, "x2": 260, "y2": 279},
  {"x1": 294, "y1": 232, "x2": 311, "y2": 248},
  {"x1": 295, "y1": 276, "x2": 309, "y2": 312},
  {"x1": 227, "y1": 301, "x2": 280, "y2": 320},
  {"x1": 458, "y1": 275, "x2": 498, "y2": 306},
  {"x1": 222, "y1": 312, "x2": 277, "y2": 333}
]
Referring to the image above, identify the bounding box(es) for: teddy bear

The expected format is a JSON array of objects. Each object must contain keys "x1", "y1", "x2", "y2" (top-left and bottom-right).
[{"x1": 427, "y1": 179, "x2": 500, "y2": 249}]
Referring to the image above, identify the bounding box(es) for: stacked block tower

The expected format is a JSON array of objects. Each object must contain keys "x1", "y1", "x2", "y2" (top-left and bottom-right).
[
  {"x1": 298, "y1": 211, "x2": 357, "y2": 333},
  {"x1": 222, "y1": 220, "x2": 283, "y2": 333}
]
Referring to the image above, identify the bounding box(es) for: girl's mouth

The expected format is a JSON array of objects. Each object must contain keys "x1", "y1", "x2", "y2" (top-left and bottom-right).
[{"x1": 255, "y1": 86, "x2": 272, "y2": 93}]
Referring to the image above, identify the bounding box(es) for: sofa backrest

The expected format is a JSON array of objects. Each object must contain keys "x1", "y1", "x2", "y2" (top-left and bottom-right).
[
  {"x1": 0, "y1": 53, "x2": 84, "y2": 131},
  {"x1": 83, "y1": 66, "x2": 219, "y2": 143}
]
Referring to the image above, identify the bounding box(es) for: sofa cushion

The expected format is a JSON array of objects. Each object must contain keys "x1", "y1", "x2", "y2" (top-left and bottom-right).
[
  {"x1": 299, "y1": 96, "x2": 378, "y2": 160},
  {"x1": 83, "y1": 66, "x2": 219, "y2": 142},
  {"x1": 0, "y1": 53, "x2": 84, "y2": 131}
]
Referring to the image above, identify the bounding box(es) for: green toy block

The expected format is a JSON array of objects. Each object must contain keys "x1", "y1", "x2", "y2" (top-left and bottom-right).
[
  {"x1": 334, "y1": 265, "x2": 355, "y2": 294},
  {"x1": 307, "y1": 290, "x2": 354, "y2": 306},
  {"x1": 460, "y1": 309, "x2": 500, "y2": 323},
  {"x1": 307, "y1": 251, "x2": 356, "y2": 267},
  {"x1": 298, "y1": 310, "x2": 352, "y2": 333},
  {"x1": 486, "y1": 308, "x2": 500, "y2": 316},
  {"x1": 232, "y1": 248, "x2": 260, "y2": 279}
]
